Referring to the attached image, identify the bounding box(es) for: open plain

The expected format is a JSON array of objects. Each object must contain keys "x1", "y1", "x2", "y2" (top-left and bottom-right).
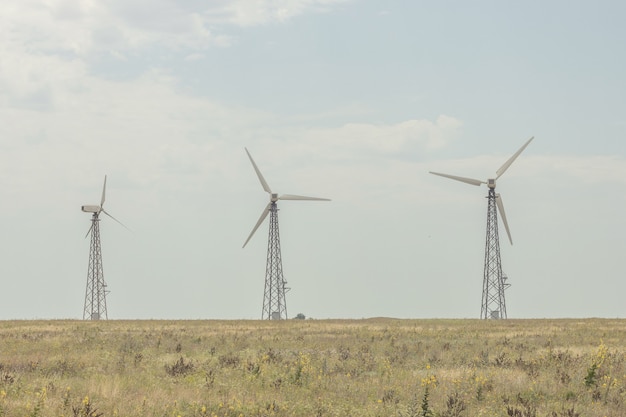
[{"x1": 0, "y1": 319, "x2": 625, "y2": 416}]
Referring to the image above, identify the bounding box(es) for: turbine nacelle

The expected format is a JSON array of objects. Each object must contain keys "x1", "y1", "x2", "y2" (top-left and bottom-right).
[
  {"x1": 271, "y1": 193, "x2": 279, "y2": 202},
  {"x1": 487, "y1": 179, "x2": 496, "y2": 189},
  {"x1": 81, "y1": 205, "x2": 101, "y2": 213}
]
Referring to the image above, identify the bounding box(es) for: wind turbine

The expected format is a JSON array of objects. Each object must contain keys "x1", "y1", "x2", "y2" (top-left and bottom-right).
[
  {"x1": 430, "y1": 137, "x2": 534, "y2": 319},
  {"x1": 243, "y1": 148, "x2": 330, "y2": 320},
  {"x1": 81, "y1": 175, "x2": 127, "y2": 320}
]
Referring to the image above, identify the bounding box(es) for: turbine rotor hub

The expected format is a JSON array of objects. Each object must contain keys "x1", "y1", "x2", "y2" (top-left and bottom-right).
[
  {"x1": 487, "y1": 178, "x2": 496, "y2": 189},
  {"x1": 271, "y1": 193, "x2": 279, "y2": 202}
]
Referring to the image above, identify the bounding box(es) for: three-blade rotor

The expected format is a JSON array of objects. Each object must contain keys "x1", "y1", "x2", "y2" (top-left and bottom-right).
[
  {"x1": 242, "y1": 148, "x2": 330, "y2": 248},
  {"x1": 429, "y1": 136, "x2": 534, "y2": 245},
  {"x1": 83, "y1": 175, "x2": 129, "y2": 238}
]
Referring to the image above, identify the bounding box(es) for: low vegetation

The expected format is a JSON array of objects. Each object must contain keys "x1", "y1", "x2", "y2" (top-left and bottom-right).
[{"x1": 0, "y1": 319, "x2": 625, "y2": 416}]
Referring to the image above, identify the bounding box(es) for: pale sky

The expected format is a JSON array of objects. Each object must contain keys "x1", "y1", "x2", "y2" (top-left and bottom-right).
[{"x1": 1, "y1": 0, "x2": 625, "y2": 319}]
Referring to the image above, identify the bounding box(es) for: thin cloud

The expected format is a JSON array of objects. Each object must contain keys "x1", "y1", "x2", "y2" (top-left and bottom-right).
[
  {"x1": 294, "y1": 115, "x2": 463, "y2": 160},
  {"x1": 204, "y1": 0, "x2": 353, "y2": 27},
  {"x1": 1, "y1": 0, "x2": 352, "y2": 57},
  {"x1": 0, "y1": 1, "x2": 232, "y2": 59},
  {"x1": 530, "y1": 155, "x2": 626, "y2": 185}
]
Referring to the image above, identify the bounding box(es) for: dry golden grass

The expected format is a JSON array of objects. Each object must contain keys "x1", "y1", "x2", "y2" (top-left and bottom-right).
[{"x1": 0, "y1": 319, "x2": 624, "y2": 416}]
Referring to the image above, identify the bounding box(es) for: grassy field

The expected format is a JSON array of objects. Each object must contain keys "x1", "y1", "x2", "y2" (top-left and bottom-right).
[{"x1": 0, "y1": 319, "x2": 625, "y2": 417}]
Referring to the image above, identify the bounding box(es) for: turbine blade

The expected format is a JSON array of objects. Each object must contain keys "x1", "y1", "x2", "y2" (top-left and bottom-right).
[
  {"x1": 279, "y1": 194, "x2": 331, "y2": 201},
  {"x1": 84, "y1": 223, "x2": 94, "y2": 239},
  {"x1": 243, "y1": 203, "x2": 271, "y2": 248},
  {"x1": 101, "y1": 175, "x2": 107, "y2": 207},
  {"x1": 496, "y1": 193, "x2": 513, "y2": 245},
  {"x1": 245, "y1": 148, "x2": 272, "y2": 194},
  {"x1": 496, "y1": 136, "x2": 534, "y2": 179},
  {"x1": 429, "y1": 171, "x2": 485, "y2": 186},
  {"x1": 101, "y1": 209, "x2": 131, "y2": 231}
]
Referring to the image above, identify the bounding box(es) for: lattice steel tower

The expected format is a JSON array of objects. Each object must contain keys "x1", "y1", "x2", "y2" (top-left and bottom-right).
[
  {"x1": 81, "y1": 175, "x2": 127, "y2": 320},
  {"x1": 430, "y1": 137, "x2": 533, "y2": 319},
  {"x1": 242, "y1": 148, "x2": 330, "y2": 320},
  {"x1": 261, "y1": 203, "x2": 290, "y2": 320},
  {"x1": 83, "y1": 215, "x2": 108, "y2": 320},
  {"x1": 480, "y1": 188, "x2": 511, "y2": 319}
]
